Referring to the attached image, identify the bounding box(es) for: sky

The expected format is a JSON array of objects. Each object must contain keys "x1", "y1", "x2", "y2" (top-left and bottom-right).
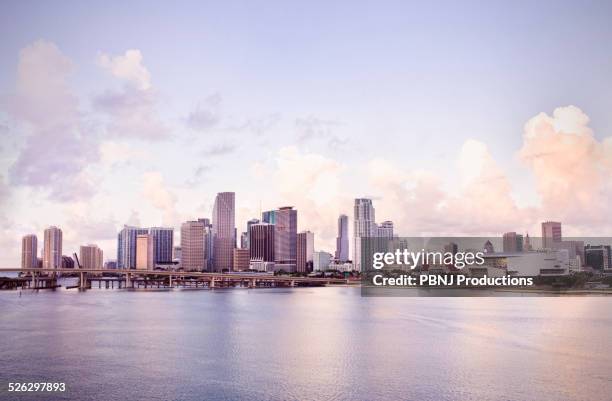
[{"x1": 1, "y1": 0, "x2": 612, "y2": 266}]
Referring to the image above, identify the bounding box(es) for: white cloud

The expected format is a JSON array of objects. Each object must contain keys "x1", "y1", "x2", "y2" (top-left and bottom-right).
[
  {"x1": 6, "y1": 40, "x2": 99, "y2": 201},
  {"x1": 97, "y1": 49, "x2": 151, "y2": 90},
  {"x1": 142, "y1": 171, "x2": 179, "y2": 226}
]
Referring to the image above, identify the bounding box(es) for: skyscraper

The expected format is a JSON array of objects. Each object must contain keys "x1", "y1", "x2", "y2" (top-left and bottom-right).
[
  {"x1": 117, "y1": 225, "x2": 149, "y2": 269},
  {"x1": 542, "y1": 221, "x2": 562, "y2": 249},
  {"x1": 297, "y1": 231, "x2": 314, "y2": 273},
  {"x1": 80, "y1": 244, "x2": 103, "y2": 269},
  {"x1": 213, "y1": 192, "x2": 236, "y2": 271},
  {"x1": 335, "y1": 214, "x2": 349, "y2": 262},
  {"x1": 21, "y1": 234, "x2": 37, "y2": 269},
  {"x1": 245, "y1": 218, "x2": 260, "y2": 248},
  {"x1": 249, "y1": 223, "x2": 275, "y2": 262},
  {"x1": 43, "y1": 226, "x2": 62, "y2": 270},
  {"x1": 136, "y1": 234, "x2": 155, "y2": 270},
  {"x1": 232, "y1": 248, "x2": 250, "y2": 271},
  {"x1": 181, "y1": 220, "x2": 205, "y2": 271},
  {"x1": 148, "y1": 227, "x2": 174, "y2": 264},
  {"x1": 353, "y1": 199, "x2": 375, "y2": 271},
  {"x1": 274, "y1": 206, "x2": 298, "y2": 271}
]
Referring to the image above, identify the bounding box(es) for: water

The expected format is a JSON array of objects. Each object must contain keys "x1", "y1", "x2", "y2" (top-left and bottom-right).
[{"x1": 0, "y1": 286, "x2": 611, "y2": 401}]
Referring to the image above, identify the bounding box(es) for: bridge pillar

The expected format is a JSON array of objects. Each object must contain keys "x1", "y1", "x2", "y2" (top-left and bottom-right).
[
  {"x1": 290, "y1": 280, "x2": 296, "y2": 287},
  {"x1": 169, "y1": 274, "x2": 173, "y2": 288},
  {"x1": 210, "y1": 278, "x2": 215, "y2": 288},
  {"x1": 79, "y1": 272, "x2": 87, "y2": 290}
]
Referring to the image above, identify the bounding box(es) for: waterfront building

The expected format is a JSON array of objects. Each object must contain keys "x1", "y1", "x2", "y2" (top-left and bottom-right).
[
  {"x1": 181, "y1": 220, "x2": 205, "y2": 271},
  {"x1": 117, "y1": 225, "x2": 149, "y2": 269},
  {"x1": 335, "y1": 214, "x2": 349, "y2": 262},
  {"x1": 297, "y1": 231, "x2": 314, "y2": 273},
  {"x1": 148, "y1": 227, "x2": 174, "y2": 264},
  {"x1": 213, "y1": 192, "x2": 236, "y2": 271},
  {"x1": 233, "y1": 248, "x2": 250, "y2": 271},
  {"x1": 43, "y1": 226, "x2": 62, "y2": 270},
  {"x1": 353, "y1": 198, "x2": 375, "y2": 272},
  {"x1": 80, "y1": 244, "x2": 103, "y2": 270},
  {"x1": 274, "y1": 206, "x2": 298, "y2": 272},
  {"x1": 249, "y1": 223, "x2": 275, "y2": 263},
  {"x1": 21, "y1": 234, "x2": 37, "y2": 269},
  {"x1": 135, "y1": 234, "x2": 155, "y2": 270}
]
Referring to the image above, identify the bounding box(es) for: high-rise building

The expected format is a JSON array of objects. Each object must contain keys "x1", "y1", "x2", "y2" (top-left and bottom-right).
[
  {"x1": 135, "y1": 234, "x2": 155, "y2": 270},
  {"x1": 232, "y1": 248, "x2": 250, "y2": 271},
  {"x1": 240, "y1": 232, "x2": 248, "y2": 249},
  {"x1": 80, "y1": 244, "x2": 103, "y2": 269},
  {"x1": 181, "y1": 221, "x2": 205, "y2": 271},
  {"x1": 335, "y1": 214, "x2": 349, "y2": 262},
  {"x1": 297, "y1": 231, "x2": 314, "y2": 273},
  {"x1": 43, "y1": 226, "x2": 62, "y2": 270},
  {"x1": 262, "y1": 210, "x2": 276, "y2": 224},
  {"x1": 21, "y1": 234, "x2": 38, "y2": 269},
  {"x1": 376, "y1": 221, "x2": 394, "y2": 238},
  {"x1": 148, "y1": 227, "x2": 174, "y2": 264},
  {"x1": 502, "y1": 232, "x2": 523, "y2": 253},
  {"x1": 245, "y1": 218, "x2": 260, "y2": 248},
  {"x1": 483, "y1": 240, "x2": 495, "y2": 253},
  {"x1": 213, "y1": 192, "x2": 236, "y2": 271},
  {"x1": 117, "y1": 225, "x2": 149, "y2": 269},
  {"x1": 313, "y1": 251, "x2": 333, "y2": 271},
  {"x1": 274, "y1": 206, "x2": 298, "y2": 272},
  {"x1": 542, "y1": 221, "x2": 562, "y2": 249},
  {"x1": 249, "y1": 223, "x2": 275, "y2": 262},
  {"x1": 353, "y1": 199, "x2": 375, "y2": 272}
]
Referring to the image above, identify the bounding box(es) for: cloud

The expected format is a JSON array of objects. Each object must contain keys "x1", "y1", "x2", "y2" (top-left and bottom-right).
[
  {"x1": 95, "y1": 49, "x2": 168, "y2": 140},
  {"x1": 97, "y1": 50, "x2": 151, "y2": 90},
  {"x1": 519, "y1": 105, "x2": 612, "y2": 229},
  {"x1": 252, "y1": 146, "x2": 349, "y2": 251},
  {"x1": 99, "y1": 140, "x2": 151, "y2": 167},
  {"x1": 142, "y1": 171, "x2": 179, "y2": 226},
  {"x1": 6, "y1": 40, "x2": 99, "y2": 201}
]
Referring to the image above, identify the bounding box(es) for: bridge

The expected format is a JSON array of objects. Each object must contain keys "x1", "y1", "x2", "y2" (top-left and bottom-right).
[{"x1": 0, "y1": 268, "x2": 352, "y2": 290}]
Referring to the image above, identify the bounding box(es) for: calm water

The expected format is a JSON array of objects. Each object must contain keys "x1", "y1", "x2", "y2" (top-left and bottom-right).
[{"x1": 0, "y1": 286, "x2": 611, "y2": 401}]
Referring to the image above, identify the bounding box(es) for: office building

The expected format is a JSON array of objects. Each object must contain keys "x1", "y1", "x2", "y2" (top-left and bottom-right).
[
  {"x1": 136, "y1": 234, "x2": 155, "y2": 270},
  {"x1": 213, "y1": 192, "x2": 236, "y2": 271},
  {"x1": 297, "y1": 231, "x2": 314, "y2": 273},
  {"x1": 149, "y1": 227, "x2": 173, "y2": 264},
  {"x1": 335, "y1": 214, "x2": 349, "y2": 262},
  {"x1": 542, "y1": 221, "x2": 562, "y2": 249},
  {"x1": 117, "y1": 225, "x2": 149, "y2": 269},
  {"x1": 585, "y1": 245, "x2": 611, "y2": 271},
  {"x1": 249, "y1": 223, "x2": 275, "y2": 262},
  {"x1": 181, "y1": 220, "x2": 205, "y2": 271},
  {"x1": 233, "y1": 248, "x2": 250, "y2": 271},
  {"x1": 274, "y1": 206, "x2": 298, "y2": 271},
  {"x1": 262, "y1": 210, "x2": 276, "y2": 224},
  {"x1": 21, "y1": 234, "x2": 38, "y2": 269}
]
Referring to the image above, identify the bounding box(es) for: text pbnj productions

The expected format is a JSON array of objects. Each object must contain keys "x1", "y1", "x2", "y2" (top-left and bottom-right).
[{"x1": 369, "y1": 249, "x2": 534, "y2": 287}]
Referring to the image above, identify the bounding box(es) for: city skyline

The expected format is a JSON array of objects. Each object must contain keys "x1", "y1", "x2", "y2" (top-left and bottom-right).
[{"x1": 2, "y1": 2, "x2": 612, "y2": 267}]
